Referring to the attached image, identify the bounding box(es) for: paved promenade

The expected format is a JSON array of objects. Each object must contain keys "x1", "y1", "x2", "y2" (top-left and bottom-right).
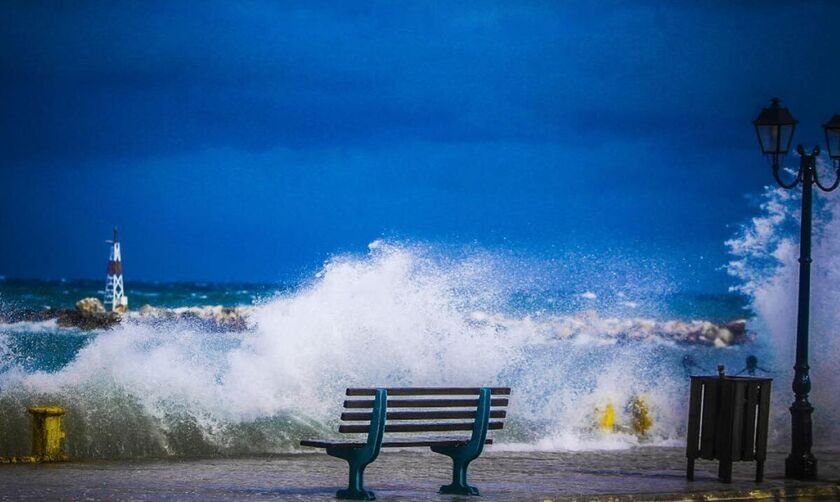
[{"x1": 1, "y1": 447, "x2": 838, "y2": 500}]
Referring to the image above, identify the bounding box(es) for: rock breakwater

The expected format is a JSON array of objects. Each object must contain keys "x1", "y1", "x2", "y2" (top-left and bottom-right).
[
  {"x1": 0, "y1": 298, "x2": 252, "y2": 332},
  {"x1": 0, "y1": 299, "x2": 748, "y2": 346}
]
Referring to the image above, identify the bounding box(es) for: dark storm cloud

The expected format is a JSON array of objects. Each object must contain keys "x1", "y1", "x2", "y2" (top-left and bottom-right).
[
  {"x1": 4, "y1": 1, "x2": 838, "y2": 164},
  {"x1": 1, "y1": 1, "x2": 561, "y2": 161}
]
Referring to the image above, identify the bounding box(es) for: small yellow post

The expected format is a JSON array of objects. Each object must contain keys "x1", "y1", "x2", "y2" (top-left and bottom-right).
[
  {"x1": 27, "y1": 406, "x2": 68, "y2": 461},
  {"x1": 629, "y1": 395, "x2": 653, "y2": 436},
  {"x1": 598, "y1": 403, "x2": 616, "y2": 431}
]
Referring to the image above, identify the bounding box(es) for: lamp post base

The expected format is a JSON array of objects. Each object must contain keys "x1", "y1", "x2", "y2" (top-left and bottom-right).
[
  {"x1": 785, "y1": 453, "x2": 817, "y2": 480},
  {"x1": 786, "y1": 397, "x2": 818, "y2": 480}
]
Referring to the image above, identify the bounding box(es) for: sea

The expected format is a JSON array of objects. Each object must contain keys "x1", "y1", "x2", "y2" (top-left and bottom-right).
[{"x1": 1, "y1": 186, "x2": 839, "y2": 459}]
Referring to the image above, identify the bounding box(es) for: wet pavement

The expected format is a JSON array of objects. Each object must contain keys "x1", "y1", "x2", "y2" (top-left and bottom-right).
[{"x1": 0, "y1": 447, "x2": 838, "y2": 500}]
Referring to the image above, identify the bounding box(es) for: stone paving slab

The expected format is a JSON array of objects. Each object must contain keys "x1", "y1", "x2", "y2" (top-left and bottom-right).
[{"x1": 0, "y1": 447, "x2": 838, "y2": 500}]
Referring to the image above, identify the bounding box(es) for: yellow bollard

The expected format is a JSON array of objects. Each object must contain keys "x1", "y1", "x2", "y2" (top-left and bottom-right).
[
  {"x1": 598, "y1": 403, "x2": 616, "y2": 431},
  {"x1": 629, "y1": 395, "x2": 653, "y2": 436},
  {"x1": 27, "y1": 406, "x2": 68, "y2": 461}
]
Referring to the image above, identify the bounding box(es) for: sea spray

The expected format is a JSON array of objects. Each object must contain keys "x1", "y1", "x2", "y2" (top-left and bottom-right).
[
  {"x1": 1, "y1": 242, "x2": 758, "y2": 458},
  {"x1": 727, "y1": 171, "x2": 840, "y2": 443}
]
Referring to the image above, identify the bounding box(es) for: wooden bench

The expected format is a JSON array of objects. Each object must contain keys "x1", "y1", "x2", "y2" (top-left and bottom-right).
[{"x1": 301, "y1": 386, "x2": 511, "y2": 500}]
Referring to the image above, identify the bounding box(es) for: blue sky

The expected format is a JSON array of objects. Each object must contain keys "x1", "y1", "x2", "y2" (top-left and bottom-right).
[{"x1": 2, "y1": 1, "x2": 839, "y2": 289}]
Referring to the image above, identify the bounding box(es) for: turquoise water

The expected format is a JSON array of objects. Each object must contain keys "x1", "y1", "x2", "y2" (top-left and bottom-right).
[{"x1": 0, "y1": 278, "x2": 285, "y2": 311}]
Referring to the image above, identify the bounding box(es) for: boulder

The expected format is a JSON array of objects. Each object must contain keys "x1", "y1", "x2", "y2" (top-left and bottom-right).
[
  {"x1": 75, "y1": 297, "x2": 106, "y2": 315},
  {"x1": 54, "y1": 297, "x2": 120, "y2": 330}
]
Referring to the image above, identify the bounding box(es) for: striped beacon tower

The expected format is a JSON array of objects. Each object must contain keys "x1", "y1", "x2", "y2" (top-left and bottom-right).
[{"x1": 104, "y1": 226, "x2": 128, "y2": 312}]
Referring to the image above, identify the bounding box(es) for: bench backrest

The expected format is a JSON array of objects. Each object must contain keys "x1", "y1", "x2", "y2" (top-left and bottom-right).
[{"x1": 340, "y1": 387, "x2": 510, "y2": 446}]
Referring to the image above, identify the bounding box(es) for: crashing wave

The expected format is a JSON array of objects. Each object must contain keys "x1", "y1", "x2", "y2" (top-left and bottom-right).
[{"x1": 0, "y1": 242, "x2": 757, "y2": 458}]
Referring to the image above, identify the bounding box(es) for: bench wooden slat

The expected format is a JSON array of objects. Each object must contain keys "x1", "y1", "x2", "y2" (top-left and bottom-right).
[
  {"x1": 301, "y1": 438, "x2": 494, "y2": 449},
  {"x1": 340, "y1": 410, "x2": 507, "y2": 421},
  {"x1": 382, "y1": 438, "x2": 493, "y2": 448},
  {"x1": 346, "y1": 387, "x2": 511, "y2": 396},
  {"x1": 339, "y1": 421, "x2": 504, "y2": 434},
  {"x1": 344, "y1": 398, "x2": 509, "y2": 409}
]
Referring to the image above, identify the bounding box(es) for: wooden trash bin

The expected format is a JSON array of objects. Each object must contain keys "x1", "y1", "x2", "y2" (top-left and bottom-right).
[{"x1": 686, "y1": 369, "x2": 771, "y2": 483}]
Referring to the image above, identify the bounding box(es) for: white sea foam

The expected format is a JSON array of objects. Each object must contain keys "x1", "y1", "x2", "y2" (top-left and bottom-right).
[
  {"x1": 0, "y1": 334, "x2": 12, "y2": 374},
  {"x1": 0, "y1": 319, "x2": 64, "y2": 334}
]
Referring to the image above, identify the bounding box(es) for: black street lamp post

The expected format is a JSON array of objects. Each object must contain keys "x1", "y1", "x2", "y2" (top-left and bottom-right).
[{"x1": 752, "y1": 98, "x2": 840, "y2": 480}]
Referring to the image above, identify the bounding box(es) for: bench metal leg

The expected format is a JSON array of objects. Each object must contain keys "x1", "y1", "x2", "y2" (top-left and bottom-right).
[
  {"x1": 325, "y1": 389, "x2": 387, "y2": 500},
  {"x1": 755, "y1": 460, "x2": 764, "y2": 482},
  {"x1": 431, "y1": 388, "x2": 490, "y2": 496},
  {"x1": 336, "y1": 462, "x2": 375, "y2": 500},
  {"x1": 686, "y1": 458, "x2": 695, "y2": 481},
  {"x1": 434, "y1": 454, "x2": 479, "y2": 496}
]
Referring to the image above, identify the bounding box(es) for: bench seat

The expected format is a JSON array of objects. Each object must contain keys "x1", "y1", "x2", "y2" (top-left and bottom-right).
[{"x1": 300, "y1": 437, "x2": 493, "y2": 449}]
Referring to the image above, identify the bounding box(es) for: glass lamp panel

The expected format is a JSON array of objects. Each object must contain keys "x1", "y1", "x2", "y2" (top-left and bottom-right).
[
  {"x1": 757, "y1": 124, "x2": 780, "y2": 154},
  {"x1": 826, "y1": 127, "x2": 840, "y2": 160},
  {"x1": 778, "y1": 123, "x2": 794, "y2": 154}
]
